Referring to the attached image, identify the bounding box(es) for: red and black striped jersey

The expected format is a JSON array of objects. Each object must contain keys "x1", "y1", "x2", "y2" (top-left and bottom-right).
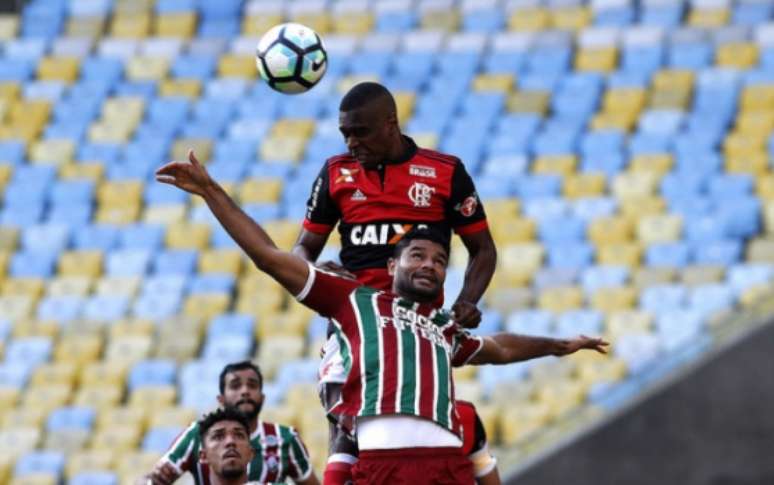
[{"x1": 303, "y1": 136, "x2": 488, "y2": 278}]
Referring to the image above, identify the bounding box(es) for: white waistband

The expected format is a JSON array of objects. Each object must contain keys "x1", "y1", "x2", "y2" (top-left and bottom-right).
[{"x1": 357, "y1": 415, "x2": 462, "y2": 450}]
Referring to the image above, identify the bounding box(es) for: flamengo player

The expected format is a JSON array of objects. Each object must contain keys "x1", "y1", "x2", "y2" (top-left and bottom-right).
[
  {"x1": 292, "y1": 82, "x2": 497, "y2": 482},
  {"x1": 143, "y1": 362, "x2": 319, "y2": 485},
  {"x1": 154, "y1": 153, "x2": 608, "y2": 484}
]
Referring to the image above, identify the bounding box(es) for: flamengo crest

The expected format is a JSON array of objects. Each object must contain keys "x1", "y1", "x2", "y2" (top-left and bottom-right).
[{"x1": 408, "y1": 182, "x2": 435, "y2": 208}]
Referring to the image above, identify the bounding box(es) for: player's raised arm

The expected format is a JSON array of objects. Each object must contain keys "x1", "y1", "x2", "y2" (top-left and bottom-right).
[
  {"x1": 468, "y1": 334, "x2": 609, "y2": 366},
  {"x1": 156, "y1": 149, "x2": 309, "y2": 295}
]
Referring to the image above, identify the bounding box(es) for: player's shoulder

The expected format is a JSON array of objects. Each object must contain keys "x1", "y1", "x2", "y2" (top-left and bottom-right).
[
  {"x1": 325, "y1": 152, "x2": 357, "y2": 167},
  {"x1": 414, "y1": 147, "x2": 462, "y2": 167}
]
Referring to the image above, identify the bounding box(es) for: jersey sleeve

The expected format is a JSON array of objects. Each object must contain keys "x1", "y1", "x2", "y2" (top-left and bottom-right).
[
  {"x1": 451, "y1": 330, "x2": 484, "y2": 367},
  {"x1": 303, "y1": 162, "x2": 340, "y2": 235},
  {"x1": 295, "y1": 264, "x2": 362, "y2": 318},
  {"x1": 445, "y1": 161, "x2": 488, "y2": 236},
  {"x1": 286, "y1": 427, "x2": 314, "y2": 481},
  {"x1": 161, "y1": 421, "x2": 200, "y2": 474}
]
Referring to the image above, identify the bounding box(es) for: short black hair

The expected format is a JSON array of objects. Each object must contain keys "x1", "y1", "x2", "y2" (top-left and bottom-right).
[
  {"x1": 218, "y1": 361, "x2": 263, "y2": 394},
  {"x1": 393, "y1": 226, "x2": 451, "y2": 260},
  {"x1": 339, "y1": 81, "x2": 396, "y2": 113},
  {"x1": 198, "y1": 406, "x2": 250, "y2": 441}
]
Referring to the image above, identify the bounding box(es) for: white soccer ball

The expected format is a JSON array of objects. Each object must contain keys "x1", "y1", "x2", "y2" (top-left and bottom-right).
[{"x1": 256, "y1": 23, "x2": 328, "y2": 95}]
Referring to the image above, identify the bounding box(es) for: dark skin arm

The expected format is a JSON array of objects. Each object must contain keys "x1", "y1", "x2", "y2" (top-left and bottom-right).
[
  {"x1": 452, "y1": 228, "x2": 497, "y2": 328},
  {"x1": 469, "y1": 334, "x2": 609, "y2": 365},
  {"x1": 291, "y1": 229, "x2": 356, "y2": 279}
]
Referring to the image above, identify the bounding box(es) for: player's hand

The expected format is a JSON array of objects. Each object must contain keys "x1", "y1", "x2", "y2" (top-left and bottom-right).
[
  {"x1": 451, "y1": 300, "x2": 481, "y2": 329},
  {"x1": 156, "y1": 149, "x2": 214, "y2": 197},
  {"x1": 316, "y1": 261, "x2": 357, "y2": 280},
  {"x1": 555, "y1": 335, "x2": 609, "y2": 356},
  {"x1": 146, "y1": 462, "x2": 179, "y2": 485}
]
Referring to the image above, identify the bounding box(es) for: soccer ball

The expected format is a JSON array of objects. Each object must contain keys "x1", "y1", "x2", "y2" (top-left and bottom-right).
[{"x1": 256, "y1": 23, "x2": 328, "y2": 95}]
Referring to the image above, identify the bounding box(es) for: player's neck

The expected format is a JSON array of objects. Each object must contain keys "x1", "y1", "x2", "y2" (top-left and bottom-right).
[
  {"x1": 209, "y1": 471, "x2": 248, "y2": 485},
  {"x1": 385, "y1": 133, "x2": 410, "y2": 162},
  {"x1": 247, "y1": 417, "x2": 259, "y2": 435}
]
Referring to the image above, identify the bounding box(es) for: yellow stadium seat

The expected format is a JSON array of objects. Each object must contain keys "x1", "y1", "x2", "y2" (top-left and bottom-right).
[
  {"x1": 499, "y1": 242, "x2": 544, "y2": 276},
  {"x1": 653, "y1": 69, "x2": 694, "y2": 90},
  {"x1": 30, "y1": 362, "x2": 77, "y2": 387},
  {"x1": 484, "y1": 198, "x2": 520, "y2": 218},
  {"x1": 490, "y1": 218, "x2": 535, "y2": 244},
  {"x1": 259, "y1": 136, "x2": 307, "y2": 162},
  {"x1": 747, "y1": 238, "x2": 774, "y2": 263},
  {"x1": 629, "y1": 153, "x2": 673, "y2": 175},
  {"x1": 143, "y1": 204, "x2": 187, "y2": 224},
  {"x1": 238, "y1": 178, "x2": 283, "y2": 203},
  {"x1": 0, "y1": 295, "x2": 34, "y2": 320},
  {"x1": 22, "y1": 384, "x2": 72, "y2": 412},
  {"x1": 65, "y1": 17, "x2": 104, "y2": 38},
  {"x1": 498, "y1": 401, "x2": 551, "y2": 445},
  {"x1": 1, "y1": 407, "x2": 48, "y2": 428},
  {"x1": 128, "y1": 385, "x2": 177, "y2": 414},
  {"x1": 0, "y1": 14, "x2": 18, "y2": 39},
  {"x1": 333, "y1": 12, "x2": 374, "y2": 35},
  {"x1": 393, "y1": 92, "x2": 415, "y2": 122},
  {"x1": 147, "y1": 407, "x2": 196, "y2": 429},
  {"x1": 636, "y1": 214, "x2": 683, "y2": 244},
  {"x1": 0, "y1": 227, "x2": 18, "y2": 250},
  {"x1": 508, "y1": 8, "x2": 548, "y2": 31},
  {"x1": 536, "y1": 379, "x2": 586, "y2": 416},
  {"x1": 0, "y1": 426, "x2": 39, "y2": 459},
  {"x1": 11, "y1": 319, "x2": 58, "y2": 339},
  {"x1": 575, "y1": 354, "x2": 627, "y2": 387},
  {"x1": 37, "y1": 56, "x2": 80, "y2": 83},
  {"x1": 30, "y1": 139, "x2": 75, "y2": 165},
  {"x1": 716, "y1": 42, "x2": 759, "y2": 69},
  {"x1": 97, "y1": 180, "x2": 143, "y2": 207},
  {"x1": 538, "y1": 286, "x2": 583, "y2": 312},
  {"x1": 236, "y1": 286, "x2": 285, "y2": 317},
  {"x1": 218, "y1": 54, "x2": 255, "y2": 78},
  {"x1": 58, "y1": 250, "x2": 103, "y2": 278},
  {"x1": 551, "y1": 6, "x2": 590, "y2": 30},
  {"x1": 292, "y1": 13, "x2": 331, "y2": 34},
  {"x1": 0, "y1": 387, "x2": 20, "y2": 410},
  {"x1": 533, "y1": 154, "x2": 576, "y2": 176},
  {"x1": 726, "y1": 152, "x2": 768, "y2": 176},
  {"x1": 66, "y1": 450, "x2": 115, "y2": 479},
  {"x1": 55, "y1": 334, "x2": 103, "y2": 366},
  {"x1": 109, "y1": 318, "x2": 154, "y2": 339},
  {"x1": 588, "y1": 216, "x2": 633, "y2": 245},
  {"x1": 619, "y1": 196, "x2": 666, "y2": 218},
  {"x1": 648, "y1": 89, "x2": 692, "y2": 110},
  {"x1": 110, "y1": 12, "x2": 151, "y2": 37},
  {"x1": 2, "y1": 277, "x2": 45, "y2": 298},
  {"x1": 590, "y1": 111, "x2": 637, "y2": 132},
  {"x1": 420, "y1": 9, "x2": 459, "y2": 31},
  {"x1": 472, "y1": 74, "x2": 515, "y2": 93},
  {"x1": 485, "y1": 286, "x2": 533, "y2": 314},
  {"x1": 591, "y1": 286, "x2": 637, "y2": 313},
  {"x1": 507, "y1": 91, "x2": 549, "y2": 114},
  {"x1": 44, "y1": 428, "x2": 90, "y2": 453},
  {"x1": 10, "y1": 474, "x2": 57, "y2": 485},
  {"x1": 154, "y1": 12, "x2": 197, "y2": 37},
  {"x1": 0, "y1": 250, "x2": 8, "y2": 279},
  {"x1": 94, "y1": 276, "x2": 140, "y2": 297},
  {"x1": 90, "y1": 424, "x2": 143, "y2": 452},
  {"x1": 681, "y1": 265, "x2": 724, "y2": 286},
  {"x1": 337, "y1": 74, "x2": 380, "y2": 94},
  {"x1": 0, "y1": 82, "x2": 20, "y2": 102},
  {"x1": 46, "y1": 276, "x2": 93, "y2": 297},
  {"x1": 257, "y1": 336, "x2": 305, "y2": 379},
  {"x1": 739, "y1": 284, "x2": 773, "y2": 307},
  {"x1": 607, "y1": 310, "x2": 652, "y2": 337},
  {"x1": 157, "y1": 315, "x2": 204, "y2": 340},
  {"x1": 632, "y1": 267, "x2": 676, "y2": 288},
  {"x1": 765, "y1": 201, "x2": 774, "y2": 234},
  {"x1": 183, "y1": 293, "x2": 231, "y2": 319},
  {"x1": 97, "y1": 407, "x2": 147, "y2": 433},
  {"x1": 736, "y1": 111, "x2": 774, "y2": 134},
  {"x1": 242, "y1": 14, "x2": 283, "y2": 36},
  {"x1": 102, "y1": 97, "x2": 144, "y2": 124},
  {"x1": 95, "y1": 204, "x2": 141, "y2": 225},
  {"x1": 741, "y1": 85, "x2": 774, "y2": 111},
  {"x1": 165, "y1": 222, "x2": 211, "y2": 249},
  {"x1": 59, "y1": 162, "x2": 104, "y2": 181},
  {"x1": 563, "y1": 172, "x2": 606, "y2": 198},
  {"x1": 105, "y1": 335, "x2": 153, "y2": 364},
  {"x1": 159, "y1": 79, "x2": 201, "y2": 98},
  {"x1": 170, "y1": 138, "x2": 212, "y2": 162},
  {"x1": 199, "y1": 248, "x2": 243, "y2": 275},
  {"x1": 257, "y1": 311, "x2": 311, "y2": 339},
  {"x1": 0, "y1": 456, "x2": 10, "y2": 485},
  {"x1": 597, "y1": 243, "x2": 642, "y2": 267},
  {"x1": 155, "y1": 334, "x2": 200, "y2": 362},
  {"x1": 688, "y1": 8, "x2": 729, "y2": 28},
  {"x1": 126, "y1": 57, "x2": 170, "y2": 81},
  {"x1": 724, "y1": 132, "x2": 766, "y2": 157},
  {"x1": 603, "y1": 87, "x2": 646, "y2": 111},
  {"x1": 0, "y1": 164, "x2": 11, "y2": 188},
  {"x1": 88, "y1": 122, "x2": 134, "y2": 144},
  {"x1": 612, "y1": 171, "x2": 658, "y2": 200},
  {"x1": 259, "y1": 405, "x2": 298, "y2": 430},
  {"x1": 73, "y1": 385, "x2": 122, "y2": 411},
  {"x1": 575, "y1": 47, "x2": 617, "y2": 72}
]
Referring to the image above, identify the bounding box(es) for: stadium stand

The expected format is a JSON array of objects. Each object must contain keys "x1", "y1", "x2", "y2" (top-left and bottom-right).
[{"x1": 0, "y1": 0, "x2": 773, "y2": 483}]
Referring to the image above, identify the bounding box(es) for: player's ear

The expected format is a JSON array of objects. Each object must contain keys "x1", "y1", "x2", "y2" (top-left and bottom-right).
[
  {"x1": 387, "y1": 257, "x2": 396, "y2": 276},
  {"x1": 199, "y1": 449, "x2": 208, "y2": 465},
  {"x1": 216, "y1": 394, "x2": 225, "y2": 406}
]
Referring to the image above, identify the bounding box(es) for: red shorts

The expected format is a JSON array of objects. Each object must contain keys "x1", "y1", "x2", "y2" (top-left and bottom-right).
[{"x1": 352, "y1": 447, "x2": 474, "y2": 485}]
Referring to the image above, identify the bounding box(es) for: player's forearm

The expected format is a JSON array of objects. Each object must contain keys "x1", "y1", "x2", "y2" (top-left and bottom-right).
[
  {"x1": 456, "y1": 238, "x2": 496, "y2": 304},
  {"x1": 481, "y1": 333, "x2": 568, "y2": 365}
]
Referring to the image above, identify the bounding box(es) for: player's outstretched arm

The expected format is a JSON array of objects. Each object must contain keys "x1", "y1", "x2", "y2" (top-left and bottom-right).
[
  {"x1": 468, "y1": 334, "x2": 609, "y2": 365},
  {"x1": 156, "y1": 150, "x2": 309, "y2": 295}
]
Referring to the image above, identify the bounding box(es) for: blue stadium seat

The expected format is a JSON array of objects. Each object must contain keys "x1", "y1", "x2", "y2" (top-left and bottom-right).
[
  {"x1": 143, "y1": 427, "x2": 186, "y2": 453},
  {"x1": 74, "y1": 224, "x2": 120, "y2": 251},
  {"x1": 118, "y1": 224, "x2": 165, "y2": 250},
  {"x1": 129, "y1": 360, "x2": 177, "y2": 391},
  {"x1": 47, "y1": 406, "x2": 95, "y2": 432},
  {"x1": 172, "y1": 54, "x2": 217, "y2": 79},
  {"x1": 573, "y1": 197, "x2": 617, "y2": 221},
  {"x1": 203, "y1": 335, "x2": 252, "y2": 361},
  {"x1": 208, "y1": 313, "x2": 253, "y2": 338},
  {"x1": 692, "y1": 240, "x2": 743, "y2": 266},
  {"x1": 640, "y1": 284, "x2": 687, "y2": 313},
  {"x1": 547, "y1": 242, "x2": 594, "y2": 269},
  {"x1": 37, "y1": 296, "x2": 83, "y2": 322},
  {"x1": 10, "y1": 250, "x2": 58, "y2": 277},
  {"x1": 727, "y1": 264, "x2": 773, "y2": 294},
  {"x1": 81, "y1": 295, "x2": 129, "y2": 321},
  {"x1": 0, "y1": 141, "x2": 27, "y2": 165},
  {"x1": 188, "y1": 274, "x2": 235, "y2": 294},
  {"x1": 14, "y1": 451, "x2": 65, "y2": 477},
  {"x1": 533, "y1": 268, "x2": 578, "y2": 290},
  {"x1": 22, "y1": 224, "x2": 71, "y2": 252},
  {"x1": 538, "y1": 216, "x2": 586, "y2": 243},
  {"x1": 690, "y1": 284, "x2": 735, "y2": 317},
  {"x1": 516, "y1": 175, "x2": 561, "y2": 200},
  {"x1": 5, "y1": 337, "x2": 52, "y2": 366},
  {"x1": 70, "y1": 472, "x2": 118, "y2": 485},
  {"x1": 0, "y1": 362, "x2": 33, "y2": 388},
  {"x1": 556, "y1": 310, "x2": 603, "y2": 338},
  {"x1": 506, "y1": 310, "x2": 553, "y2": 336},
  {"x1": 524, "y1": 197, "x2": 569, "y2": 222},
  {"x1": 646, "y1": 243, "x2": 690, "y2": 268},
  {"x1": 685, "y1": 215, "x2": 729, "y2": 242},
  {"x1": 106, "y1": 249, "x2": 152, "y2": 276},
  {"x1": 581, "y1": 265, "x2": 629, "y2": 293},
  {"x1": 152, "y1": 250, "x2": 199, "y2": 276},
  {"x1": 275, "y1": 358, "x2": 319, "y2": 387}
]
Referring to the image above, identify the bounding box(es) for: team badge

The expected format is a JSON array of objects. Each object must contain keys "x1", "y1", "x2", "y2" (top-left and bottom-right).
[
  {"x1": 335, "y1": 168, "x2": 359, "y2": 183},
  {"x1": 457, "y1": 196, "x2": 478, "y2": 217},
  {"x1": 409, "y1": 165, "x2": 436, "y2": 178},
  {"x1": 408, "y1": 182, "x2": 435, "y2": 208},
  {"x1": 264, "y1": 435, "x2": 278, "y2": 447},
  {"x1": 266, "y1": 454, "x2": 279, "y2": 472}
]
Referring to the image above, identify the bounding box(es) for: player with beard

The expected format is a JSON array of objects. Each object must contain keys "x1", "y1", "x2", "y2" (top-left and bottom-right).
[
  {"x1": 153, "y1": 151, "x2": 609, "y2": 483},
  {"x1": 144, "y1": 361, "x2": 319, "y2": 485},
  {"x1": 196, "y1": 407, "x2": 254, "y2": 485}
]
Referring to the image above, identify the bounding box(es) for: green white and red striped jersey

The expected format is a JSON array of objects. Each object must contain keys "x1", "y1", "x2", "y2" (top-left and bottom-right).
[
  {"x1": 162, "y1": 419, "x2": 312, "y2": 484},
  {"x1": 297, "y1": 265, "x2": 483, "y2": 436}
]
